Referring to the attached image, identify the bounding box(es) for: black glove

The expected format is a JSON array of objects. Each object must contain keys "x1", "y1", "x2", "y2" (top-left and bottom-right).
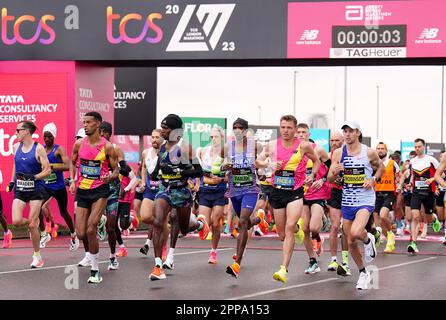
[
  {"x1": 7, "y1": 182, "x2": 14, "y2": 192},
  {"x1": 119, "y1": 165, "x2": 131, "y2": 177},
  {"x1": 160, "y1": 164, "x2": 178, "y2": 175}
]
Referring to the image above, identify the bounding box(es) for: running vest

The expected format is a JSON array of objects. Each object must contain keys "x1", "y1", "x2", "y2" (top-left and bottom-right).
[
  {"x1": 410, "y1": 155, "x2": 439, "y2": 194},
  {"x1": 78, "y1": 137, "x2": 110, "y2": 190},
  {"x1": 118, "y1": 173, "x2": 135, "y2": 203},
  {"x1": 271, "y1": 138, "x2": 306, "y2": 191},
  {"x1": 305, "y1": 158, "x2": 330, "y2": 200},
  {"x1": 340, "y1": 144, "x2": 375, "y2": 207},
  {"x1": 375, "y1": 158, "x2": 397, "y2": 193},
  {"x1": 145, "y1": 147, "x2": 159, "y2": 192},
  {"x1": 227, "y1": 139, "x2": 259, "y2": 197},
  {"x1": 200, "y1": 146, "x2": 226, "y2": 191},
  {"x1": 330, "y1": 149, "x2": 343, "y2": 190},
  {"x1": 44, "y1": 145, "x2": 66, "y2": 191},
  {"x1": 159, "y1": 143, "x2": 192, "y2": 188},
  {"x1": 14, "y1": 142, "x2": 43, "y2": 192}
]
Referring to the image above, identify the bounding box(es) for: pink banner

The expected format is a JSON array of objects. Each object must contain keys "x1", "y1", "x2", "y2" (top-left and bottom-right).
[{"x1": 288, "y1": 0, "x2": 446, "y2": 59}]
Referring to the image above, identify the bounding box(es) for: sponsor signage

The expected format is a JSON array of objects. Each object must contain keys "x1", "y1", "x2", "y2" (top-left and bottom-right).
[
  {"x1": 288, "y1": 0, "x2": 446, "y2": 59},
  {"x1": 181, "y1": 117, "x2": 226, "y2": 149}
]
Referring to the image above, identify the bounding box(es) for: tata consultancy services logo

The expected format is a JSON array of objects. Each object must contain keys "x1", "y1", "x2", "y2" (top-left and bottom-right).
[
  {"x1": 1, "y1": 8, "x2": 56, "y2": 45},
  {"x1": 166, "y1": 4, "x2": 235, "y2": 52}
]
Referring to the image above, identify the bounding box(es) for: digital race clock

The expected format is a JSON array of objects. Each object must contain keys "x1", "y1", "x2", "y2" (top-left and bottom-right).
[{"x1": 332, "y1": 25, "x2": 406, "y2": 48}]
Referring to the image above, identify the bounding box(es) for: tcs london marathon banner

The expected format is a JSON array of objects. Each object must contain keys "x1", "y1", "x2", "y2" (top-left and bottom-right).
[{"x1": 0, "y1": 73, "x2": 68, "y2": 192}]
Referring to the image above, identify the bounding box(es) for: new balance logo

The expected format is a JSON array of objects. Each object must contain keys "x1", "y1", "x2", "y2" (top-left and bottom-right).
[
  {"x1": 300, "y1": 30, "x2": 319, "y2": 41},
  {"x1": 166, "y1": 4, "x2": 235, "y2": 52},
  {"x1": 419, "y1": 28, "x2": 439, "y2": 40}
]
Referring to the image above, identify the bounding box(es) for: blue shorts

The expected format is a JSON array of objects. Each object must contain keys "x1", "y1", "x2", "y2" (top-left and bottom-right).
[
  {"x1": 199, "y1": 190, "x2": 227, "y2": 208},
  {"x1": 230, "y1": 193, "x2": 258, "y2": 216},
  {"x1": 342, "y1": 205, "x2": 374, "y2": 221},
  {"x1": 155, "y1": 184, "x2": 192, "y2": 209},
  {"x1": 143, "y1": 187, "x2": 158, "y2": 201}
]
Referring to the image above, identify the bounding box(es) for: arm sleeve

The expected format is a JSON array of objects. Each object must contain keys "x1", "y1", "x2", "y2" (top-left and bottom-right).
[{"x1": 181, "y1": 162, "x2": 203, "y2": 178}]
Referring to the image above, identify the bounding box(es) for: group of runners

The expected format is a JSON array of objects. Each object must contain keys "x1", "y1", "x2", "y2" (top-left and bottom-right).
[{"x1": 1, "y1": 111, "x2": 446, "y2": 290}]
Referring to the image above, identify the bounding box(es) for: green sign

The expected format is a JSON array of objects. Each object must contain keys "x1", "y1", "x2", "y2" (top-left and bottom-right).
[{"x1": 181, "y1": 117, "x2": 227, "y2": 149}]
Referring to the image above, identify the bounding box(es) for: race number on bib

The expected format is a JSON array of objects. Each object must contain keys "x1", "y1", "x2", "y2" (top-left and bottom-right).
[
  {"x1": 44, "y1": 171, "x2": 57, "y2": 185},
  {"x1": 80, "y1": 159, "x2": 101, "y2": 180},
  {"x1": 414, "y1": 179, "x2": 429, "y2": 189},
  {"x1": 274, "y1": 170, "x2": 295, "y2": 190},
  {"x1": 343, "y1": 167, "x2": 365, "y2": 188},
  {"x1": 232, "y1": 168, "x2": 253, "y2": 187},
  {"x1": 16, "y1": 179, "x2": 35, "y2": 191}
]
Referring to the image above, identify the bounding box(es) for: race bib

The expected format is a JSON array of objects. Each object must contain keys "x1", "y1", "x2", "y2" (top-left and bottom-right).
[
  {"x1": 149, "y1": 180, "x2": 159, "y2": 191},
  {"x1": 415, "y1": 179, "x2": 429, "y2": 189},
  {"x1": 44, "y1": 171, "x2": 57, "y2": 185},
  {"x1": 16, "y1": 179, "x2": 35, "y2": 191},
  {"x1": 231, "y1": 168, "x2": 253, "y2": 187},
  {"x1": 274, "y1": 170, "x2": 295, "y2": 190},
  {"x1": 343, "y1": 167, "x2": 365, "y2": 188},
  {"x1": 80, "y1": 159, "x2": 101, "y2": 180}
]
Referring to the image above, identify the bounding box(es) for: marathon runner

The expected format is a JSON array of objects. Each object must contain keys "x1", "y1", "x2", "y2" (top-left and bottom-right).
[
  {"x1": 149, "y1": 114, "x2": 209, "y2": 281},
  {"x1": 407, "y1": 138, "x2": 441, "y2": 253},
  {"x1": 40, "y1": 122, "x2": 79, "y2": 251},
  {"x1": 435, "y1": 151, "x2": 446, "y2": 244},
  {"x1": 224, "y1": 118, "x2": 269, "y2": 278},
  {"x1": 328, "y1": 121, "x2": 384, "y2": 290},
  {"x1": 8, "y1": 120, "x2": 51, "y2": 268},
  {"x1": 69, "y1": 112, "x2": 119, "y2": 283},
  {"x1": 0, "y1": 168, "x2": 13, "y2": 248},
  {"x1": 256, "y1": 115, "x2": 320, "y2": 284}
]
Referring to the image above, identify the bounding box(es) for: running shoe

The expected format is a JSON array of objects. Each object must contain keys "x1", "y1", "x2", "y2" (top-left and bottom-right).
[
  {"x1": 374, "y1": 227, "x2": 382, "y2": 249},
  {"x1": 97, "y1": 215, "x2": 107, "y2": 241},
  {"x1": 88, "y1": 271, "x2": 103, "y2": 284},
  {"x1": 384, "y1": 242, "x2": 395, "y2": 253},
  {"x1": 140, "y1": 244, "x2": 149, "y2": 256},
  {"x1": 294, "y1": 226, "x2": 304, "y2": 245},
  {"x1": 305, "y1": 262, "x2": 321, "y2": 274},
  {"x1": 206, "y1": 231, "x2": 213, "y2": 241},
  {"x1": 271, "y1": 224, "x2": 277, "y2": 233},
  {"x1": 116, "y1": 246, "x2": 128, "y2": 257},
  {"x1": 163, "y1": 255, "x2": 174, "y2": 270},
  {"x1": 232, "y1": 253, "x2": 237, "y2": 261},
  {"x1": 396, "y1": 227, "x2": 404, "y2": 237},
  {"x1": 39, "y1": 233, "x2": 51, "y2": 249},
  {"x1": 2, "y1": 230, "x2": 13, "y2": 249},
  {"x1": 223, "y1": 224, "x2": 230, "y2": 234},
  {"x1": 208, "y1": 251, "x2": 218, "y2": 264},
  {"x1": 231, "y1": 228, "x2": 239, "y2": 238},
  {"x1": 69, "y1": 237, "x2": 80, "y2": 251},
  {"x1": 327, "y1": 260, "x2": 338, "y2": 272},
  {"x1": 364, "y1": 233, "x2": 377, "y2": 263},
  {"x1": 45, "y1": 222, "x2": 52, "y2": 234},
  {"x1": 404, "y1": 225, "x2": 410, "y2": 235},
  {"x1": 78, "y1": 255, "x2": 92, "y2": 267},
  {"x1": 356, "y1": 271, "x2": 371, "y2": 290},
  {"x1": 432, "y1": 214, "x2": 442, "y2": 233},
  {"x1": 420, "y1": 223, "x2": 427, "y2": 238},
  {"x1": 443, "y1": 237, "x2": 446, "y2": 246},
  {"x1": 253, "y1": 225, "x2": 264, "y2": 237},
  {"x1": 107, "y1": 257, "x2": 119, "y2": 270},
  {"x1": 30, "y1": 256, "x2": 44, "y2": 268},
  {"x1": 256, "y1": 210, "x2": 269, "y2": 235},
  {"x1": 51, "y1": 224, "x2": 59, "y2": 239},
  {"x1": 226, "y1": 262, "x2": 240, "y2": 278},
  {"x1": 197, "y1": 214, "x2": 210, "y2": 240},
  {"x1": 272, "y1": 265, "x2": 288, "y2": 284},
  {"x1": 149, "y1": 266, "x2": 166, "y2": 281},
  {"x1": 384, "y1": 232, "x2": 395, "y2": 253},
  {"x1": 407, "y1": 241, "x2": 419, "y2": 253},
  {"x1": 337, "y1": 263, "x2": 352, "y2": 276}
]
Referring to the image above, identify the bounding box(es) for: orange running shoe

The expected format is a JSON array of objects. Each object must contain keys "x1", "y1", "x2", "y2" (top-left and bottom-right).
[
  {"x1": 2, "y1": 230, "x2": 13, "y2": 249},
  {"x1": 225, "y1": 262, "x2": 240, "y2": 278},
  {"x1": 316, "y1": 236, "x2": 324, "y2": 256},
  {"x1": 116, "y1": 246, "x2": 128, "y2": 257},
  {"x1": 312, "y1": 239, "x2": 318, "y2": 254},
  {"x1": 231, "y1": 228, "x2": 239, "y2": 238},
  {"x1": 149, "y1": 266, "x2": 166, "y2": 281},
  {"x1": 272, "y1": 224, "x2": 277, "y2": 233},
  {"x1": 45, "y1": 223, "x2": 52, "y2": 234},
  {"x1": 232, "y1": 252, "x2": 237, "y2": 260},
  {"x1": 197, "y1": 214, "x2": 210, "y2": 240},
  {"x1": 256, "y1": 210, "x2": 269, "y2": 235},
  {"x1": 51, "y1": 224, "x2": 59, "y2": 239}
]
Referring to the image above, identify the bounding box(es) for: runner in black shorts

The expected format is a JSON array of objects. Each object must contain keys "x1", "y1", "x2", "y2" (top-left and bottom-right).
[
  {"x1": 8, "y1": 120, "x2": 51, "y2": 268},
  {"x1": 69, "y1": 112, "x2": 119, "y2": 283},
  {"x1": 0, "y1": 168, "x2": 13, "y2": 248},
  {"x1": 40, "y1": 122, "x2": 78, "y2": 251}
]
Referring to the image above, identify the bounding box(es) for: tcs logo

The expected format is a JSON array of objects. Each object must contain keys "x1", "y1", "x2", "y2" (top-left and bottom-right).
[
  {"x1": 1, "y1": 8, "x2": 55, "y2": 45},
  {"x1": 106, "y1": 6, "x2": 163, "y2": 44}
]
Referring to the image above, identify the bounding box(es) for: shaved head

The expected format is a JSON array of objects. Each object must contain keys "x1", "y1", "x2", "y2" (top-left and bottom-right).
[{"x1": 330, "y1": 130, "x2": 344, "y2": 151}]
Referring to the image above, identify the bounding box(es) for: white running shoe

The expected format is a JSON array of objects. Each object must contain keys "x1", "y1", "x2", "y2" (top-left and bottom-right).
[
  {"x1": 39, "y1": 233, "x2": 51, "y2": 248},
  {"x1": 364, "y1": 232, "x2": 377, "y2": 263},
  {"x1": 30, "y1": 256, "x2": 44, "y2": 268},
  {"x1": 420, "y1": 223, "x2": 427, "y2": 239},
  {"x1": 78, "y1": 255, "x2": 92, "y2": 267},
  {"x1": 356, "y1": 271, "x2": 371, "y2": 290},
  {"x1": 107, "y1": 258, "x2": 119, "y2": 270},
  {"x1": 69, "y1": 237, "x2": 80, "y2": 251},
  {"x1": 163, "y1": 254, "x2": 175, "y2": 270},
  {"x1": 253, "y1": 225, "x2": 264, "y2": 236}
]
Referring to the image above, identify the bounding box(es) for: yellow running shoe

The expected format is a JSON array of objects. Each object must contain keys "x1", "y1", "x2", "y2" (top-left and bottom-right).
[
  {"x1": 273, "y1": 265, "x2": 288, "y2": 284},
  {"x1": 384, "y1": 243, "x2": 395, "y2": 253},
  {"x1": 206, "y1": 231, "x2": 213, "y2": 241},
  {"x1": 295, "y1": 226, "x2": 304, "y2": 245}
]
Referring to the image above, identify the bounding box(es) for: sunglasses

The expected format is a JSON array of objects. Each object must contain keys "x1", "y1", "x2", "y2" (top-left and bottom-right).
[{"x1": 16, "y1": 128, "x2": 27, "y2": 133}]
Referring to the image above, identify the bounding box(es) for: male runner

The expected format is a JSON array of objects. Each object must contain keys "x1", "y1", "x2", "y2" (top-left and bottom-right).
[
  {"x1": 0, "y1": 168, "x2": 13, "y2": 248},
  {"x1": 374, "y1": 142, "x2": 401, "y2": 253},
  {"x1": 435, "y1": 152, "x2": 446, "y2": 244},
  {"x1": 40, "y1": 122, "x2": 79, "y2": 251},
  {"x1": 407, "y1": 138, "x2": 441, "y2": 253},
  {"x1": 149, "y1": 114, "x2": 209, "y2": 281},
  {"x1": 69, "y1": 112, "x2": 118, "y2": 283},
  {"x1": 8, "y1": 120, "x2": 51, "y2": 268},
  {"x1": 328, "y1": 121, "x2": 384, "y2": 290},
  {"x1": 224, "y1": 118, "x2": 269, "y2": 278},
  {"x1": 256, "y1": 115, "x2": 320, "y2": 284}
]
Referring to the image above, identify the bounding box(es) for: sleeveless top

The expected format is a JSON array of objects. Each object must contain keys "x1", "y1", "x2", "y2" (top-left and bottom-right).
[
  {"x1": 199, "y1": 146, "x2": 226, "y2": 192},
  {"x1": 14, "y1": 142, "x2": 43, "y2": 192},
  {"x1": 78, "y1": 137, "x2": 110, "y2": 190},
  {"x1": 44, "y1": 144, "x2": 66, "y2": 191}
]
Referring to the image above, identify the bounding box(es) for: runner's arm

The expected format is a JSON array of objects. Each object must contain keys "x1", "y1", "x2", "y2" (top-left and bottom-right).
[
  {"x1": 140, "y1": 149, "x2": 147, "y2": 188},
  {"x1": 35, "y1": 144, "x2": 51, "y2": 180},
  {"x1": 52, "y1": 146, "x2": 70, "y2": 172},
  {"x1": 301, "y1": 141, "x2": 321, "y2": 182},
  {"x1": 69, "y1": 139, "x2": 81, "y2": 182},
  {"x1": 327, "y1": 148, "x2": 342, "y2": 183},
  {"x1": 105, "y1": 142, "x2": 119, "y2": 181},
  {"x1": 368, "y1": 148, "x2": 385, "y2": 181},
  {"x1": 435, "y1": 155, "x2": 446, "y2": 189}
]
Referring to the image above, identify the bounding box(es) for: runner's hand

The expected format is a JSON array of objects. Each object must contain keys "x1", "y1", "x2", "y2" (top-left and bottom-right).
[
  {"x1": 7, "y1": 182, "x2": 14, "y2": 192},
  {"x1": 363, "y1": 178, "x2": 375, "y2": 190},
  {"x1": 69, "y1": 181, "x2": 76, "y2": 195},
  {"x1": 333, "y1": 163, "x2": 344, "y2": 176},
  {"x1": 311, "y1": 178, "x2": 324, "y2": 190}
]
